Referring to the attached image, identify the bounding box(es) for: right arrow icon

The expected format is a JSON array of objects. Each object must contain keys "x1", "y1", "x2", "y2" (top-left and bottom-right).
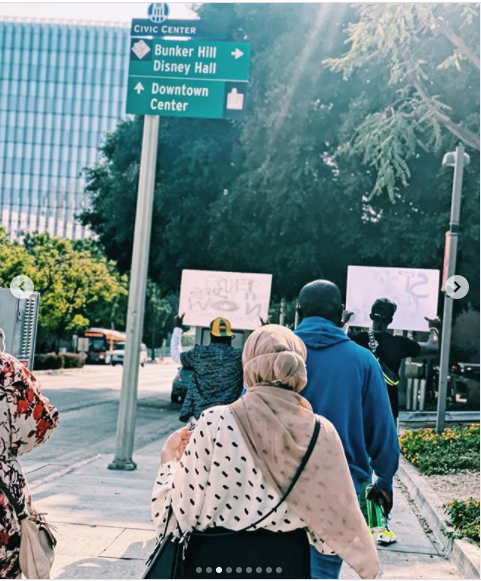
[
  {"x1": 231, "y1": 48, "x2": 244, "y2": 59},
  {"x1": 445, "y1": 275, "x2": 469, "y2": 299}
]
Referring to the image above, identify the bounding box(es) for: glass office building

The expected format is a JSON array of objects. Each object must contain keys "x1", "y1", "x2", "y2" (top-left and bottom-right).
[{"x1": 0, "y1": 18, "x2": 129, "y2": 239}]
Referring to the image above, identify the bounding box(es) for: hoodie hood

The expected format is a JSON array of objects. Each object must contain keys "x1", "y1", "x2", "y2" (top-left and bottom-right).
[{"x1": 295, "y1": 316, "x2": 350, "y2": 350}]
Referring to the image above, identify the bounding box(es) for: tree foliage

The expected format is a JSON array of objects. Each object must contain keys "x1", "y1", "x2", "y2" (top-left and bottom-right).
[
  {"x1": 143, "y1": 281, "x2": 178, "y2": 354},
  {"x1": 82, "y1": 3, "x2": 479, "y2": 317},
  {"x1": 327, "y1": 3, "x2": 479, "y2": 199},
  {"x1": 0, "y1": 228, "x2": 128, "y2": 349}
]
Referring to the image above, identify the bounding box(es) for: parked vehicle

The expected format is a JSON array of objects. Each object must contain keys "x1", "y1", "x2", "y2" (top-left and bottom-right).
[
  {"x1": 110, "y1": 342, "x2": 148, "y2": 367},
  {"x1": 171, "y1": 367, "x2": 193, "y2": 403},
  {"x1": 450, "y1": 362, "x2": 480, "y2": 409}
]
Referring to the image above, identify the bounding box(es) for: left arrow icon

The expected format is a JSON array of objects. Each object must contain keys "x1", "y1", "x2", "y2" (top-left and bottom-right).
[
  {"x1": 134, "y1": 82, "x2": 145, "y2": 94},
  {"x1": 231, "y1": 48, "x2": 244, "y2": 60}
]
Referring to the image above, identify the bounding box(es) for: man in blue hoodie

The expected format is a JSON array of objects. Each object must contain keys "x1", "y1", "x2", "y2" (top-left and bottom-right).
[{"x1": 295, "y1": 280, "x2": 399, "y2": 579}]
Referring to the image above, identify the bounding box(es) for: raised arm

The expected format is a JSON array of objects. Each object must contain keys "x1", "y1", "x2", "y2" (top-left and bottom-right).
[
  {"x1": 169, "y1": 313, "x2": 186, "y2": 365},
  {"x1": 417, "y1": 318, "x2": 441, "y2": 356}
]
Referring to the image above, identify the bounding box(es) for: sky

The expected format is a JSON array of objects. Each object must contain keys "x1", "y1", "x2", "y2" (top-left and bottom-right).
[{"x1": 0, "y1": 2, "x2": 196, "y2": 23}]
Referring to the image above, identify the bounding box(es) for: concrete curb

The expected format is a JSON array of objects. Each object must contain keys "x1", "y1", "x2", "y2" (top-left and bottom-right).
[
  {"x1": 34, "y1": 359, "x2": 174, "y2": 376},
  {"x1": 34, "y1": 368, "x2": 91, "y2": 376},
  {"x1": 397, "y1": 456, "x2": 480, "y2": 579}
]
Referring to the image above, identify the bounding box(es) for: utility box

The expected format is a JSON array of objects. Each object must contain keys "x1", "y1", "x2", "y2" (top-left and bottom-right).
[{"x1": 0, "y1": 289, "x2": 40, "y2": 370}]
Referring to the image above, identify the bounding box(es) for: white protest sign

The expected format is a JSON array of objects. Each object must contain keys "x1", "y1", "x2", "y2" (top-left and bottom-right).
[
  {"x1": 178, "y1": 270, "x2": 273, "y2": 331},
  {"x1": 346, "y1": 266, "x2": 440, "y2": 332}
]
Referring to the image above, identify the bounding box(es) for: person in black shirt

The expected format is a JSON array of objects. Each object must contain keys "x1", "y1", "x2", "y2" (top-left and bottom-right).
[{"x1": 351, "y1": 298, "x2": 440, "y2": 420}]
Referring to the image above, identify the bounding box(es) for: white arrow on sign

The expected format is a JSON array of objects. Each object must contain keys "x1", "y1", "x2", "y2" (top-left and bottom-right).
[
  {"x1": 134, "y1": 82, "x2": 145, "y2": 95},
  {"x1": 231, "y1": 48, "x2": 244, "y2": 60}
]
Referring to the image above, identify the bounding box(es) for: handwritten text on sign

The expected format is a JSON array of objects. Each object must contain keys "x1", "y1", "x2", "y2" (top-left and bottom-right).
[
  {"x1": 346, "y1": 266, "x2": 440, "y2": 332},
  {"x1": 179, "y1": 270, "x2": 272, "y2": 330}
]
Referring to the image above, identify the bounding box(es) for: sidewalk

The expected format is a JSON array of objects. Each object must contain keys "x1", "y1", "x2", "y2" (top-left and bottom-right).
[
  {"x1": 30, "y1": 439, "x2": 462, "y2": 580},
  {"x1": 30, "y1": 439, "x2": 163, "y2": 579}
]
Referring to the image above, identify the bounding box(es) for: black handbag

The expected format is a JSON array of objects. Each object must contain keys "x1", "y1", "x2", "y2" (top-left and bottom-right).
[{"x1": 143, "y1": 417, "x2": 321, "y2": 579}]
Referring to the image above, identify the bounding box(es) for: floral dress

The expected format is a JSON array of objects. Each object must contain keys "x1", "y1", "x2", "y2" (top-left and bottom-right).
[{"x1": 0, "y1": 352, "x2": 59, "y2": 578}]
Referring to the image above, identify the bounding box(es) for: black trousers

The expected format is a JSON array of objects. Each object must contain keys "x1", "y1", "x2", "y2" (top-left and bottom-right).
[{"x1": 183, "y1": 527, "x2": 311, "y2": 579}]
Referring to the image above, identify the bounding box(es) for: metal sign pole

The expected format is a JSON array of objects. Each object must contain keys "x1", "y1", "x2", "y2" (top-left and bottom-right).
[
  {"x1": 109, "y1": 115, "x2": 160, "y2": 470},
  {"x1": 436, "y1": 144, "x2": 466, "y2": 435}
]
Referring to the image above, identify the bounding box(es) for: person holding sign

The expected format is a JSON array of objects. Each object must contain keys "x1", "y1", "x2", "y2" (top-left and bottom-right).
[
  {"x1": 170, "y1": 315, "x2": 243, "y2": 422},
  {"x1": 350, "y1": 298, "x2": 441, "y2": 421}
]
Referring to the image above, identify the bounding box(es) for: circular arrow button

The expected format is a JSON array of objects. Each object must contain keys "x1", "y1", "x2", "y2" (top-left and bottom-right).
[
  {"x1": 445, "y1": 275, "x2": 469, "y2": 299},
  {"x1": 10, "y1": 275, "x2": 35, "y2": 299}
]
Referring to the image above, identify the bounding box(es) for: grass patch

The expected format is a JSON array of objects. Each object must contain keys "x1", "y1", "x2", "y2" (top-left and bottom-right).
[
  {"x1": 399, "y1": 425, "x2": 480, "y2": 476},
  {"x1": 443, "y1": 498, "x2": 480, "y2": 545}
]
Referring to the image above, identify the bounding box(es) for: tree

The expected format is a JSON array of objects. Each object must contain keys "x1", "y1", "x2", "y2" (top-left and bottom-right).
[
  {"x1": 82, "y1": 114, "x2": 241, "y2": 293},
  {"x1": 82, "y1": 3, "x2": 479, "y2": 313},
  {"x1": 326, "y1": 4, "x2": 479, "y2": 200},
  {"x1": 143, "y1": 281, "x2": 178, "y2": 358},
  {"x1": 0, "y1": 230, "x2": 128, "y2": 351},
  {"x1": 0, "y1": 227, "x2": 35, "y2": 285}
]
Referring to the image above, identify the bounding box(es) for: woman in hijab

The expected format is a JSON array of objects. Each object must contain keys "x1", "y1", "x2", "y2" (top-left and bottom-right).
[
  {"x1": 152, "y1": 325, "x2": 378, "y2": 579},
  {"x1": 0, "y1": 331, "x2": 59, "y2": 578}
]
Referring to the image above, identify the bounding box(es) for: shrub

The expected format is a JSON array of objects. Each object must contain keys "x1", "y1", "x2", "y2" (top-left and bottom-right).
[
  {"x1": 34, "y1": 353, "x2": 63, "y2": 370},
  {"x1": 399, "y1": 425, "x2": 480, "y2": 476},
  {"x1": 60, "y1": 353, "x2": 84, "y2": 368},
  {"x1": 34, "y1": 352, "x2": 84, "y2": 370},
  {"x1": 443, "y1": 498, "x2": 480, "y2": 545}
]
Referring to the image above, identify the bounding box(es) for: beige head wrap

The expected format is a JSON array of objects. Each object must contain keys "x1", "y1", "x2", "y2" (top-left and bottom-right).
[
  {"x1": 242, "y1": 324, "x2": 307, "y2": 392},
  {"x1": 230, "y1": 325, "x2": 378, "y2": 579}
]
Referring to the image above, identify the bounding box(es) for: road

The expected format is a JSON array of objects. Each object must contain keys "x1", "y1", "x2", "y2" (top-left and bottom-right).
[{"x1": 22, "y1": 361, "x2": 182, "y2": 485}]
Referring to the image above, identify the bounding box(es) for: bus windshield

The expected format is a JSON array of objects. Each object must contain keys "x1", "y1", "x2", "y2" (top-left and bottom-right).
[{"x1": 89, "y1": 338, "x2": 107, "y2": 352}]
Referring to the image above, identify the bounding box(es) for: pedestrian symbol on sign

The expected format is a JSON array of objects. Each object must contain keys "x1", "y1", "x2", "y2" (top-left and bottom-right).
[{"x1": 226, "y1": 88, "x2": 244, "y2": 110}]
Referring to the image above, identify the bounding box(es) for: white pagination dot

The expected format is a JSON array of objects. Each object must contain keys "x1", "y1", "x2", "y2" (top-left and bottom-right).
[
  {"x1": 196, "y1": 567, "x2": 202, "y2": 573},
  {"x1": 216, "y1": 567, "x2": 222, "y2": 574},
  {"x1": 276, "y1": 567, "x2": 283, "y2": 574}
]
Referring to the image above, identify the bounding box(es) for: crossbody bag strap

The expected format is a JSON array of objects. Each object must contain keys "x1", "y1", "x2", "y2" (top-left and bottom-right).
[
  {"x1": 0, "y1": 479, "x2": 27, "y2": 519},
  {"x1": 195, "y1": 416, "x2": 321, "y2": 537},
  {"x1": 368, "y1": 330, "x2": 379, "y2": 355}
]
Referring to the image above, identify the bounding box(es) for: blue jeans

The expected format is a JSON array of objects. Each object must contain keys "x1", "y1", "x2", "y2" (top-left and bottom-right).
[
  {"x1": 310, "y1": 481, "x2": 371, "y2": 579},
  {"x1": 310, "y1": 548, "x2": 343, "y2": 579}
]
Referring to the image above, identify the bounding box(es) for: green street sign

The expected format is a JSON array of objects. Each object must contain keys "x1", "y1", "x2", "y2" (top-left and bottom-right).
[
  {"x1": 126, "y1": 38, "x2": 251, "y2": 119},
  {"x1": 129, "y1": 39, "x2": 251, "y2": 82},
  {"x1": 126, "y1": 76, "x2": 247, "y2": 119}
]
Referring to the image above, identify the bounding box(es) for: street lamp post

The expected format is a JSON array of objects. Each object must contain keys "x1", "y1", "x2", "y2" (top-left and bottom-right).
[{"x1": 436, "y1": 144, "x2": 470, "y2": 434}]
